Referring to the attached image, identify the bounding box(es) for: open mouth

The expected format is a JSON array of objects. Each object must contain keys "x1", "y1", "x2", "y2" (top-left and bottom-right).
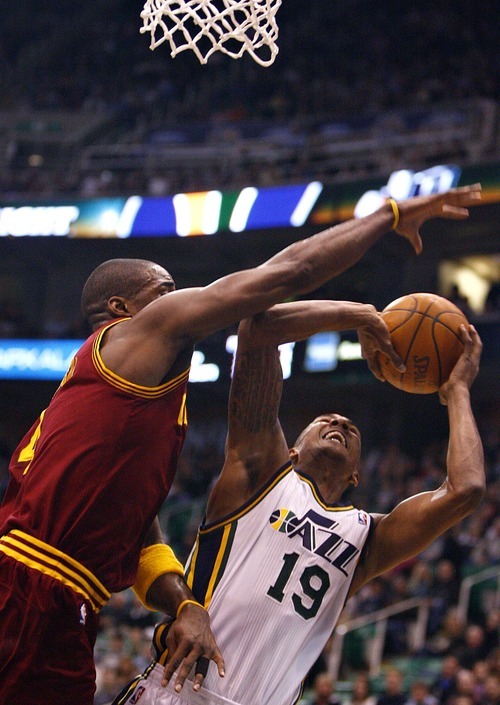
[{"x1": 322, "y1": 430, "x2": 347, "y2": 447}]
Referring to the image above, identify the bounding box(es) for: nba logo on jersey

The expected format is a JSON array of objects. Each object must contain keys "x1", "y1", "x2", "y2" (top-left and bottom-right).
[
  {"x1": 358, "y1": 511, "x2": 368, "y2": 525},
  {"x1": 79, "y1": 603, "x2": 87, "y2": 625},
  {"x1": 130, "y1": 686, "x2": 146, "y2": 703}
]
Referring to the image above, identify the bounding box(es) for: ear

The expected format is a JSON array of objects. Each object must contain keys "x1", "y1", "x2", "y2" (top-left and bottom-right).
[
  {"x1": 107, "y1": 296, "x2": 131, "y2": 318},
  {"x1": 349, "y1": 469, "x2": 360, "y2": 487},
  {"x1": 289, "y1": 448, "x2": 299, "y2": 466}
]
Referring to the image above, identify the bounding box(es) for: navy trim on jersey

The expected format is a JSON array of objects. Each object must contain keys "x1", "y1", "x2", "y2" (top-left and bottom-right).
[
  {"x1": 294, "y1": 468, "x2": 355, "y2": 511},
  {"x1": 186, "y1": 521, "x2": 238, "y2": 608},
  {"x1": 199, "y1": 461, "x2": 294, "y2": 532}
]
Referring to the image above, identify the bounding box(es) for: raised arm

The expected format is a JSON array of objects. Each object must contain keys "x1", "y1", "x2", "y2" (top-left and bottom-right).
[
  {"x1": 205, "y1": 300, "x2": 404, "y2": 522},
  {"x1": 349, "y1": 325, "x2": 485, "y2": 597},
  {"x1": 102, "y1": 186, "x2": 482, "y2": 386}
]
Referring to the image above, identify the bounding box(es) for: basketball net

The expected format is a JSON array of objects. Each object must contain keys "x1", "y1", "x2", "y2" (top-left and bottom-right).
[{"x1": 140, "y1": 0, "x2": 282, "y2": 67}]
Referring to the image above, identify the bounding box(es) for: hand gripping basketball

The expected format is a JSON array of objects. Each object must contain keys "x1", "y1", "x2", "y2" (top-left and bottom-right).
[
  {"x1": 438, "y1": 324, "x2": 482, "y2": 406},
  {"x1": 375, "y1": 293, "x2": 471, "y2": 394}
]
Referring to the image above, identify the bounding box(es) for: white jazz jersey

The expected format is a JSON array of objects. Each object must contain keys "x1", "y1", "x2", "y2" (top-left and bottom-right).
[{"x1": 115, "y1": 463, "x2": 372, "y2": 705}]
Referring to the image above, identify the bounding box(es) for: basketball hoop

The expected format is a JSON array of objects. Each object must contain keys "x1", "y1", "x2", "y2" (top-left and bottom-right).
[{"x1": 140, "y1": 0, "x2": 282, "y2": 67}]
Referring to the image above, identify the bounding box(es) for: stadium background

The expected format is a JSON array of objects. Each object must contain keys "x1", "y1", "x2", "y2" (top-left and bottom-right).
[{"x1": 0, "y1": 1, "x2": 498, "y2": 703}]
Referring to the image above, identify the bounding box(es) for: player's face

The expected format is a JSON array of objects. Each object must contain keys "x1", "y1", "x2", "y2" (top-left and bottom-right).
[
  {"x1": 298, "y1": 413, "x2": 361, "y2": 468},
  {"x1": 129, "y1": 265, "x2": 176, "y2": 312}
]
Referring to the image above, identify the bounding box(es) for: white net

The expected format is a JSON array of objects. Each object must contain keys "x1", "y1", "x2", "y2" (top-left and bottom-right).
[{"x1": 140, "y1": 0, "x2": 283, "y2": 67}]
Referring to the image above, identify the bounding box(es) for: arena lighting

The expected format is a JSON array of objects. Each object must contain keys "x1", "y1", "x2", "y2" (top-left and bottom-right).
[
  {"x1": 354, "y1": 165, "x2": 461, "y2": 218},
  {"x1": 304, "y1": 332, "x2": 340, "y2": 372},
  {"x1": 189, "y1": 350, "x2": 220, "y2": 382},
  {"x1": 0, "y1": 335, "x2": 372, "y2": 381},
  {"x1": 225, "y1": 334, "x2": 295, "y2": 379},
  {"x1": 337, "y1": 340, "x2": 362, "y2": 361},
  {"x1": 116, "y1": 196, "x2": 143, "y2": 237},
  {"x1": 303, "y1": 335, "x2": 363, "y2": 372},
  {"x1": 229, "y1": 187, "x2": 258, "y2": 232},
  {"x1": 0, "y1": 182, "x2": 324, "y2": 237},
  {"x1": 0, "y1": 340, "x2": 83, "y2": 380},
  {"x1": 98, "y1": 209, "x2": 120, "y2": 232},
  {"x1": 290, "y1": 181, "x2": 323, "y2": 227},
  {"x1": 0, "y1": 205, "x2": 79, "y2": 236},
  {"x1": 2, "y1": 164, "x2": 497, "y2": 237},
  {"x1": 173, "y1": 190, "x2": 223, "y2": 236},
  {"x1": 0, "y1": 341, "x2": 219, "y2": 382}
]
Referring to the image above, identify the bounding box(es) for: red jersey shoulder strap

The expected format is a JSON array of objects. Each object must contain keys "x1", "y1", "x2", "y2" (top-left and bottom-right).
[{"x1": 90, "y1": 319, "x2": 190, "y2": 399}]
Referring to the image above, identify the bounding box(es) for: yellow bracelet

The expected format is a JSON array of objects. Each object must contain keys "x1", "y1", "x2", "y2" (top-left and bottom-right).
[
  {"x1": 132, "y1": 544, "x2": 184, "y2": 610},
  {"x1": 387, "y1": 198, "x2": 400, "y2": 230},
  {"x1": 176, "y1": 599, "x2": 206, "y2": 619}
]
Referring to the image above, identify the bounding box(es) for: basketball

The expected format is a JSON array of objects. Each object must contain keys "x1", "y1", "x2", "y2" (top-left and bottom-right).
[{"x1": 376, "y1": 293, "x2": 469, "y2": 394}]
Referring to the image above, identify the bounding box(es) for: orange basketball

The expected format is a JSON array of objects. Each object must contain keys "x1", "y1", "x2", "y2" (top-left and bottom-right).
[{"x1": 376, "y1": 293, "x2": 469, "y2": 394}]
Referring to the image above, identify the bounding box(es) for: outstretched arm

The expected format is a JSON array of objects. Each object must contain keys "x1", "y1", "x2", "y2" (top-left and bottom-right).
[
  {"x1": 103, "y1": 186, "x2": 482, "y2": 386},
  {"x1": 205, "y1": 300, "x2": 404, "y2": 522},
  {"x1": 349, "y1": 325, "x2": 485, "y2": 597}
]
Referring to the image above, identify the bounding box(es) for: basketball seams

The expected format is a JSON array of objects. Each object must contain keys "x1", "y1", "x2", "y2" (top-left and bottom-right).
[
  {"x1": 402, "y1": 302, "x2": 435, "y2": 390},
  {"x1": 379, "y1": 292, "x2": 468, "y2": 394},
  {"x1": 401, "y1": 311, "x2": 428, "y2": 365},
  {"x1": 388, "y1": 299, "x2": 434, "y2": 364},
  {"x1": 431, "y1": 319, "x2": 444, "y2": 386},
  {"x1": 433, "y1": 312, "x2": 466, "y2": 340},
  {"x1": 432, "y1": 312, "x2": 466, "y2": 385}
]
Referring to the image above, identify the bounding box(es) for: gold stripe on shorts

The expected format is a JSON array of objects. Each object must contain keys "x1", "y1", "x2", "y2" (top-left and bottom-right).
[{"x1": 0, "y1": 529, "x2": 110, "y2": 611}]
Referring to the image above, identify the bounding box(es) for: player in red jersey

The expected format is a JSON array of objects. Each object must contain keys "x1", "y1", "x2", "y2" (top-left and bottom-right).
[{"x1": 0, "y1": 186, "x2": 482, "y2": 705}]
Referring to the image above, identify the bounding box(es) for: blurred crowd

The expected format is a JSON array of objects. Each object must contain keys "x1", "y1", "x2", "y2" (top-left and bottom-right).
[
  {"x1": 2, "y1": 2, "x2": 497, "y2": 117},
  {"x1": 0, "y1": 1, "x2": 498, "y2": 197}
]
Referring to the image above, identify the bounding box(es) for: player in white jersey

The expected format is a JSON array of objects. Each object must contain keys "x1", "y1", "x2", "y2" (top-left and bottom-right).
[{"x1": 113, "y1": 296, "x2": 485, "y2": 705}]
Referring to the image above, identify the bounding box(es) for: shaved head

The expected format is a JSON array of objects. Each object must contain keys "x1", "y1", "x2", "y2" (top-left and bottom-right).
[{"x1": 81, "y1": 258, "x2": 162, "y2": 328}]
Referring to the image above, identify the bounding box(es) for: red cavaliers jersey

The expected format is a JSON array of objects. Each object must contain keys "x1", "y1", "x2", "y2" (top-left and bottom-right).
[{"x1": 0, "y1": 320, "x2": 189, "y2": 592}]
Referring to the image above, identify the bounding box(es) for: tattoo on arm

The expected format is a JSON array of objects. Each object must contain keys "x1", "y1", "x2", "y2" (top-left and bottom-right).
[{"x1": 229, "y1": 346, "x2": 283, "y2": 433}]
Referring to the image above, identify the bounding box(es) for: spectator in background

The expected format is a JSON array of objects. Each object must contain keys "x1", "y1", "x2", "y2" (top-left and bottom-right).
[
  {"x1": 482, "y1": 674, "x2": 499, "y2": 705},
  {"x1": 455, "y1": 625, "x2": 489, "y2": 670},
  {"x1": 95, "y1": 653, "x2": 139, "y2": 705},
  {"x1": 94, "y1": 666, "x2": 122, "y2": 705},
  {"x1": 428, "y1": 559, "x2": 461, "y2": 634},
  {"x1": 426, "y1": 607, "x2": 466, "y2": 658},
  {"x1": 306, "y1": 672, "x2": 342, "y2": 705},
  {"x1": 345, "y1": 673, "x2": 377, "y2": 705},
  {"x1": 453, "y1": 670, "x2": 476, "y2": 703},
  {"x1": 486, "y1": 648, "x2": 500, "y2": 685},
  {"x1": 407, "y1": 560, "x2": 433, "y2": 599},
  {"x1": 125, "y1": 625, "x2": 155, "y2": 673},
  {"x1": 354, "y1": 577, "x2": 390, "y2": 614},
  {"x1": 483, "y1": 611, "x2": 499, "y2": 655},
  {"x1": 432, "y1": 655, "x2": 461, "y2": 705},
  {"x1": 376, "y1": 668, "x2": 407, "y2": 705},
  {"x1": 114, "y1": 655, "x2": 139, "y2": 693},
  {"x1": 97, "y1": 629, "x2": 128, "y2": 672},
  {"x1": 470, "y1": 660, "x2": 490, "y2": 704},
  {"x1": 405, "y1": 681, "x2": 438, "y2": 705}
]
